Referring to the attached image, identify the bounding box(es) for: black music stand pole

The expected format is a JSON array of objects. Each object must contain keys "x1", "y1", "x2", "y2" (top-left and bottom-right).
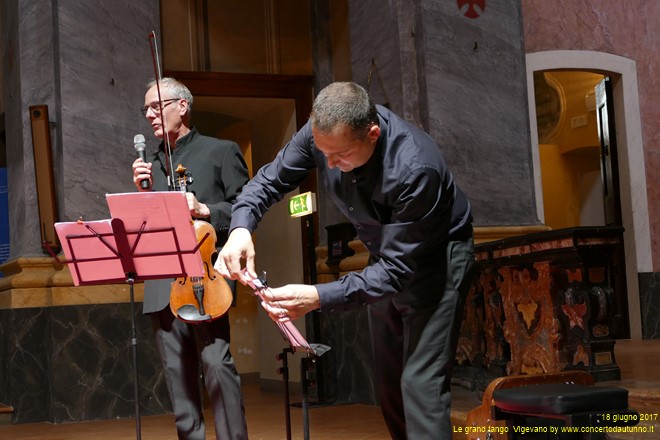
[
  {"x1": 127, "y1": 272, "x2": 141, "y2": 440},
  {"x1": 277, "y1": 347, "x2": 295, "y2": 440},
  {"x1": 277, "y1": 348, "x2": 321, "y2": 440},
  {"x1": 301, "y1": 357, "x2": 311, "y2": 440}
]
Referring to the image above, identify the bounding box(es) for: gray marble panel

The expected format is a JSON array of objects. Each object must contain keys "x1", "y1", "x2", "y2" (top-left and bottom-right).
[
  {"x1": 56, "y1": 1, "x2": 159, "y2": 222},
  {"x1": 0, "y1": 307, "x2": 50, "y2": 423},
  {"x1": 311, "y1": 0, "x2": 348, "y2": 243},
  {"x1": 3, "y1": 0, "x2": 159, "y2": 259},
  {"x1": 311, "y1": 0, "x2": 548, "y2": 244},
  {"x1": 319, "y1": 0, "x2": 426, "y2": 244},
  {"x1": 312, "y1": 309, "x2": 376, "y2": 405},
  {"x1": 393, "y1": 0, "x2": 427, "y2": 128},
  {"x1": 309, "y1": 0, "x2": 334, "y2": 94},
  {"x1": 639, "y1": 272, "x2": 660, "y2": 339},
  {"x1": 3, "y1": 0, "x2": 56, "y2": 258},
  {"x1": 0, "y1": 303, "x2": 169, "y2": 424},
  {"x1": 343, "y1": 0, "x2": 538, "y2": 228},
  {"x1": 330, "y1": 308, "x2": 377, "y2": 404},
  {"x1": 420, "y1": 0, "x2": 536, "y2": 225},
  {"x1": 348, "y1": 0, "x2": 403, "y2": 111}
]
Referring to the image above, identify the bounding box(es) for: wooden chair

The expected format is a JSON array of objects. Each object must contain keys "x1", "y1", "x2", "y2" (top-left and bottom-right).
[{"x1": 465, "y1": 371, "x2": 638, "y2": 440}]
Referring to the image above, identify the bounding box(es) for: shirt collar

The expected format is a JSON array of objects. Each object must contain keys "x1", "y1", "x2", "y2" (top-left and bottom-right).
[{"x1": 159, "y1": 126, "x2": 198, "y2": 153}]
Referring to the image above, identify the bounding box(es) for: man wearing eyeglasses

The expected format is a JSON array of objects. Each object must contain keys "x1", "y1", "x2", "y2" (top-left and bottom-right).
[{"x1": 132, "y1": 77, "x2": 249, "y2": 440}]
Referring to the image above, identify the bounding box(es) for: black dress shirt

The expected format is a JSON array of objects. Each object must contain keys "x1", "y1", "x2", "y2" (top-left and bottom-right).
[
  {"x1": 143, "y1": 127, "x2": 249, "y2": 313},
  {"x1": 150, "y1": 127, "x2": 249, "y2": 243},
  {"x1": 230, "y1": 105, "x2": 472, "y2": 312}
]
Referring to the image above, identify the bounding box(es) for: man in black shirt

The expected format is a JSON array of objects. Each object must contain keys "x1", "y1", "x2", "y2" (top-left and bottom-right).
[
  {"x1": 132, "y1": 77, "x2": 249, "y2": 440},
  {"x1": 215, "y1": 81, "x2": 475, "y2": 439}
]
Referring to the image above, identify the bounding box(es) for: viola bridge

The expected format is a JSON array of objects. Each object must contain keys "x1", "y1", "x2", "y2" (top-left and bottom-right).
[{"x1": 170, "y1": 220, "x2": 233, "y2": 323}]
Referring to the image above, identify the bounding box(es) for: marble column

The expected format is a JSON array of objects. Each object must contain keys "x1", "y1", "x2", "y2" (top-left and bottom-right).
[
  {"x1": 1, "y1": 0, "x2": 168, "y2": 424},
  {"x1": 3, "y1": 0, "x2": 161, "y2": 256},
  {"x1": 349, "y1": 0, "x2": 537, "y2": 226}
]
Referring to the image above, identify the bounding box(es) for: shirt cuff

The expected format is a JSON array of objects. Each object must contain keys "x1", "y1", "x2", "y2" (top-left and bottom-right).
[{"x1": 316, "y1": 280, "x2": 353, "y2": 312}]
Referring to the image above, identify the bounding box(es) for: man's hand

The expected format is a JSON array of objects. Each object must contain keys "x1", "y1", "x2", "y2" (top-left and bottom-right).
[
  {"x1": 185, "y1": 192, "x2": 210, "y2": 219},
  {"x1": 214, "y1": 228, "x2": 256, "y2": 284},
  {"x1": 260, "y1": 284, "x2": 320, "y2": 322},
  {"x1": 132, "y1": 157, "x2": 152, "y2": 191}
]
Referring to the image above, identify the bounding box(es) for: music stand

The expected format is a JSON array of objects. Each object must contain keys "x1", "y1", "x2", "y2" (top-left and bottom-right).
[
  {"x1": 55, "y1": 192, "x2": 207, "y2": 440},
  {"x1": 246, "y1": 277, "x2": 330, "y2": 440}
]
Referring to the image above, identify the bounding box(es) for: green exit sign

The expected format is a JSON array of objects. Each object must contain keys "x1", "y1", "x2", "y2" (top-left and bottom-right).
[{"x1": 288, "y1": 192, "x2": 316, "y2": 218}]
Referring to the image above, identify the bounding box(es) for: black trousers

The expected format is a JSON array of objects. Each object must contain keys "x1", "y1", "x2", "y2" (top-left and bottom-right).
[
  {"x1": 151, "y1": 308, "x2": 248, "y2": 440},
  {"x1": 368, "y1": 235, "x2": 475, "y2": 440}
]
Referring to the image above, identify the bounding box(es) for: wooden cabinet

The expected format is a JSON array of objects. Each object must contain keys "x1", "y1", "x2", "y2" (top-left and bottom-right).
[{"x1": 455, "y1": 226, "x2": 625, "y2": 387}]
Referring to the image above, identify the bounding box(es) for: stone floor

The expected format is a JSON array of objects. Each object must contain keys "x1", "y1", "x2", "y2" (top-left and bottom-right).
[{"x1": 1, "y1": 339, "x2": 658, "y2": 439}]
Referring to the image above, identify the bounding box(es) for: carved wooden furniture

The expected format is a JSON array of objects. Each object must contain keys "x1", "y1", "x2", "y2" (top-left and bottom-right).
[{"x1": 456, "y1": 227, "x2": 626, "y2": 388}]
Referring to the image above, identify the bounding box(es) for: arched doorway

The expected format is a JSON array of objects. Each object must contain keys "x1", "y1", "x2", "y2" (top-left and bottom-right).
[{"x1": 526, "y1": 50, "x2": 651, "y2": 339}]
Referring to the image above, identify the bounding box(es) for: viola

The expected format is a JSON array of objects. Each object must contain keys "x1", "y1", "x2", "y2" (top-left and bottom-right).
[{"x1": 169, "y1": 164, "x2": 233, "y2": 322}]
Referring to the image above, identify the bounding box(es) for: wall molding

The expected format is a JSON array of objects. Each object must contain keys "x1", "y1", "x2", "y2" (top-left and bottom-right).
[{"x1": 0, "y1": 257, "x2": 143, "y2": 309}]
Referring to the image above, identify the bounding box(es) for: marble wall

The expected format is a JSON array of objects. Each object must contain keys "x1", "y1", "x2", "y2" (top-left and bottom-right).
[
  {"x1": 639, "y1": 273, "x2": 660, "y2": 339},
  {"x1": 422, "y1": 0, "x2": 536, "y2": 226},
  {"x1": 2, "y1": 0, "x2": 160, "y2": 258},
  {"x1": 2, "y1": 0, "x2": 55, "y2": 259},
  {"x1": 0, "y1": 303, "x2": 169, "y2": 424},
  {"x1": 348, "y1": 0, "x2": 537, "y2": 226}
]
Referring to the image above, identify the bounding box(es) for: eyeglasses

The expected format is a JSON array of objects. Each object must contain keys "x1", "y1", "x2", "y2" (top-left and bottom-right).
[{"x1": 141, "y1": 98, "x2": 179, "y2": 117}]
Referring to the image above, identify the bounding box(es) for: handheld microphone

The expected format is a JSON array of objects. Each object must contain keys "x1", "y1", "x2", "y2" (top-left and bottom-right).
[{"x1": 133, "y1": 134, "x2": 150, "y2": 190}]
